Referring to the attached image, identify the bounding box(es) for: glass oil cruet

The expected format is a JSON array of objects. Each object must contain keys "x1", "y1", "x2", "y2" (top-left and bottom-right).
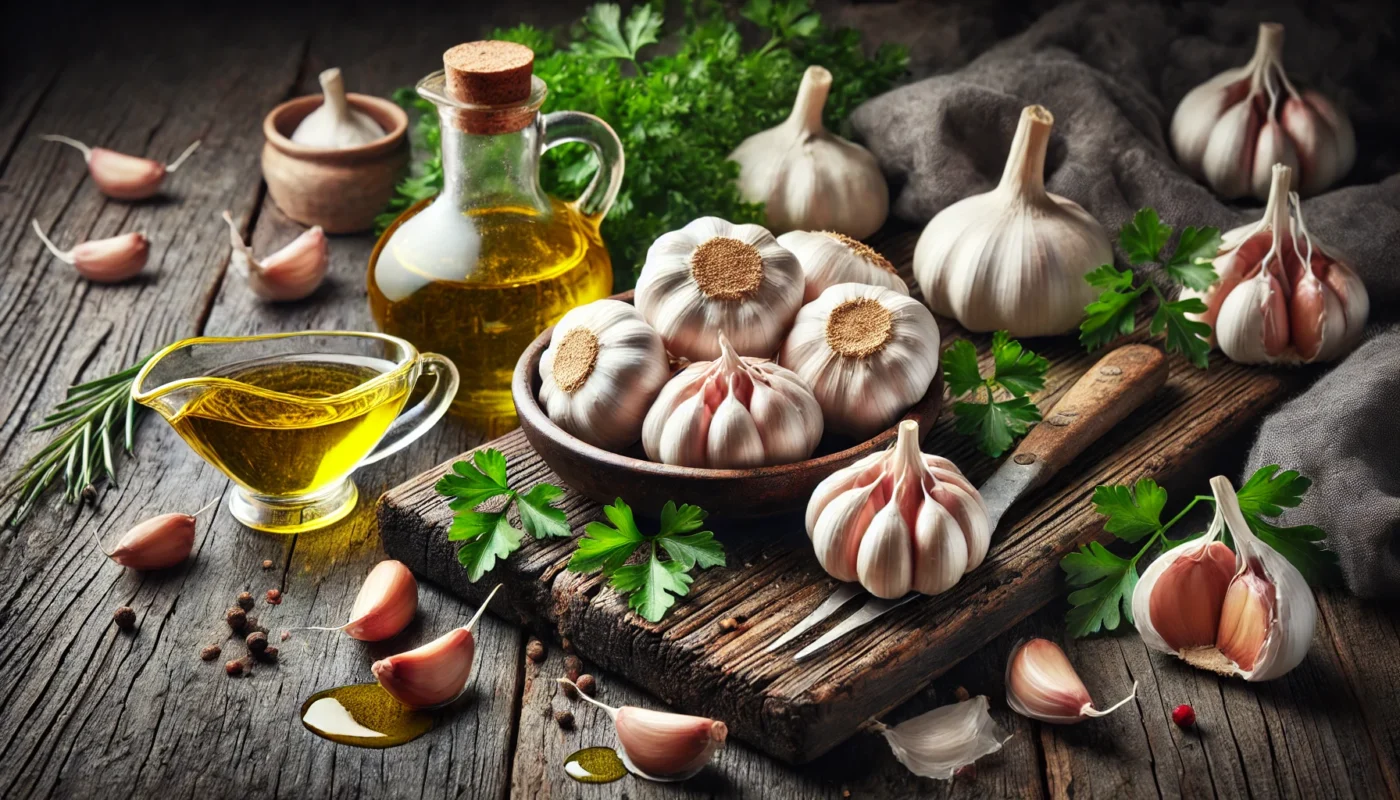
[{"x1": 369, "y1": 41, "x2": 623, "y2": 437}]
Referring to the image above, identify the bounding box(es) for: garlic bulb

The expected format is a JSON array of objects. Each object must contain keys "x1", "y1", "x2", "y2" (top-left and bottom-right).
[
  {"x1": 730, "y1": 66, "x2": 889, "y2": 239},
  {"x1": 291, "y1": 68, "x2": 387, "y2": 149},
  {"x1": 558, "y1": 678, "x2": 728, "y2": 781},
  {"x1": 806, "y1": 420, "x2": 989, "y2": 598},
  {"x1": 777, "y1": 230, "x2": 909, "y2": 303},
  {"x1": 1171, "y1": 23, "x2": 1355, "y2": 199},
  {"x1": 1181, "y1": 164, "x2": 1367, "y2": 364},
  {"x1": 913, "y1": 106, "x2": 1111, "y2": 337},
  {"x1": 635, "y1": 217, "x2": 804, "y2": 361},
  {"x1": 1005, "y1": 638, "x2": 1137, "y2": 724},
  {"x1": 642, "y1": 331, "x2": 822, "y2": 468},
  {"x1": 874, "y1": 695, "x2": 1008, "y2": 780},
  {"x1": 221, "y1": 211, "x2": 329, "y2": 302},
  {"x1": 539, "y1": 299, "x2": 671, "y2": 451},
  {"x1": 779, "y1": 283, "x2": 939, "y2": 439},
  {"x1": 1133, "y1": 476, "x2": 1317, "y2": 681}
]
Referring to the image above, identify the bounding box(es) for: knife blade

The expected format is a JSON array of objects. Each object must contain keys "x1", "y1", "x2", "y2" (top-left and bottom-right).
[{"x1": 764, "y1": 343, "x2": 1168, "y2": 659}]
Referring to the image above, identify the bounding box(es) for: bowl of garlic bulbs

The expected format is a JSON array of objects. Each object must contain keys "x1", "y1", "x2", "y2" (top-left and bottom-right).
[{"x1": 512, "y1": 218, "x2": 946, "y2": 521}]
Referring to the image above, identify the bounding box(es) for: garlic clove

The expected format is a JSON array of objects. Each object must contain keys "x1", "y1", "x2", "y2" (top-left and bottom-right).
[
  {"x1": 856, "y1": 501, "x2": 915, "y2": 599},
  {"x1": 344, "y1": 560, "x2": 419, "y2": 641},
  {"x1": 1215, "y1": 570, "x2": 1274, "y2": 673},
  {"x1": 43, "y1": 134, "x2": 199, "y2": 200},
  {"x1": 1170, "y1": 70, "x2": 1251, "y2": 180},
  {"x1": 1200, "y1": 100, "x2": 1259, "y2": 201},
  {"x1": 776, "y1": 230, "x2": 908, "y2": 303},
  {"x1": 221, "y1": 211, "x2": 328, "y2": 302},
  {"x1": 1142, "y1": 540, "x2": 1235, "y2": 652},
  {"x1": 371, "y1": 584, "x2": 499, "y2": 708},
  {"x1": 1300, "y1": 90, "x2": 1355, "y2": 178},
  {"x1": 1005, "y1": 638, "x2": 1137, "y2": 725},
  {"x1": 811, "y1": 482, "x2": 878, "y2": 583},
  {"x1": 557, "y1": 678, "x2": 728, "y2": 781},
  {"x1": 94, "y1": 498, "x2": 216, "y2": 571},
  {"x1": 31, "y1": 219, "x2": 149, "y2": 283},
  {"x1": 1281, "y1": 97, "x2": 1339, "y2": 195},
  {"x1": 875, "y1": 695, "x2": 1008, "y2": 780},
  {"x1": 1251, "y1": 118, "x2": 1298, "y2": 201},
  {"x1": 291, "y1": 68, "x2": 388, "y2": 149},
  {"x1": 910, "y1": 498, "x2": 968, "y2": 596}
]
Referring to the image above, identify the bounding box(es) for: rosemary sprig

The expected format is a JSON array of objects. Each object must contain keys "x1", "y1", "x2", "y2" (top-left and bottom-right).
[{"x1": 2, "y1": 355, "x2": 153, "y2": 528}]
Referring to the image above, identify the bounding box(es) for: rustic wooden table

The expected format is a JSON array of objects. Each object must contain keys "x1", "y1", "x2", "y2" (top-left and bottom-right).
[{"x1": 1, "y1": 4, "x2": 1396, "y2": 798}]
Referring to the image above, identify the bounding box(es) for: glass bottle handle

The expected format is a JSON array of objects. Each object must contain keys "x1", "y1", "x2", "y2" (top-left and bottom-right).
[
  {"x1": 541, "y1": 111, "x2": 625, "y2": 223},
  {"x1": 357, "y1": 354, "x2": 459, "y2": 469}
]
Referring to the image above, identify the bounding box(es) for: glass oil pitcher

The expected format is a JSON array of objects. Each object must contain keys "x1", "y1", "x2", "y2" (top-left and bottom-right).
[{"x1": 369, "y1": 41, "x2": 623, "y2": 437}]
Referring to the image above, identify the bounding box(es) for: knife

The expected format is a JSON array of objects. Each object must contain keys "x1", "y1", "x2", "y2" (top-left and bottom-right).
[{"x1": 765, "y1": 344, "x2": 1169, "y2": 661}]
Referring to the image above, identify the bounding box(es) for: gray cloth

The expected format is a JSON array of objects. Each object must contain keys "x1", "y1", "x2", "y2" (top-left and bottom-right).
[{"x1": 849, "y1": 0, "x2": 1400, "y2": 595}]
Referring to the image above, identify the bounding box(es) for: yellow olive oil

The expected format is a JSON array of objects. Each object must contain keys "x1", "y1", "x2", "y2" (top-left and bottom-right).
[
  {"x1": 300, "y1": 683, "x2": 433, "y2": 748},
  {"x1": 563, "y1": 746, "x2": 628, "y2": 783},
  {"x1": 167, "y1": 355, "x2": 409, "y2": 497},
  {"x1": 368, "y1": 198, "x2": 612, "y2": 437}
]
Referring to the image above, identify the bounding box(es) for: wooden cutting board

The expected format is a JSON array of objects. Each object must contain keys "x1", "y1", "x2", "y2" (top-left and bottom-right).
[{"x1": 376, "y1": 232, "x2": 1305, "y2": 764}]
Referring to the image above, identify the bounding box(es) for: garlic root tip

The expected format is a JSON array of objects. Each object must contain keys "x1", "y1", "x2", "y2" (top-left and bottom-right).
[
  {"x1": 30, "y1": 219, "x2": 75, "y2": 264},
  {"x1": 164, "y1": 139, "x2": 201, "y2": 172},
  {"x1": 41, "y1": 134, "x2": 93, "y2": 160}
]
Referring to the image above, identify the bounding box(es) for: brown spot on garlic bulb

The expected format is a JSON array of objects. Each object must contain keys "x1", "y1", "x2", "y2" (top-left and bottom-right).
[
  {"x1": 874, "y1": 695, "x2": 1008, "y2": 780},
  {"x1": 221, "y1": 211, "x2": 329, "y2": 302},
  {"x1": 780, "y1": 284, "x2": 939, "y2": 438},
  {"x1": 557, "y1": 678, "x2": 727, "y2": 781},
  {"x1": 635, "y1": 217, "x2": 804, "y2": 361},
  {"x1": 913, "y1": 105, "x2": 1111, "y2": 337},
  {"x1": 539, "y1": 299, "x2": 670, "y2": 451},
  {"x1": 1005, "y1": 638, "x2": 1137, "y2": 724},
  {"x1": 730, "y1": 66, "x2": 889, "y2": 239},
  {"x1": 777, "y1": 230, "x2": 908, "y2": 303},
  {"x1": 1171, "y1": 23, "x2": 1355, "y2": 199},
  {"x1": 1132, "y1": 476, "x2": 1317, "y2": 681},
  {"x1": 290, "y1": 68, "x2": 387, "y2": 149},
  {"x1": 806, "y1": 420, "x2": 989, "y2": 598},
  {"x1": 42, "y1": 134, "x2": 200, "y2": 200},
  {"x1": 95, "y1": 498, "x2": 217, "y2": 571},
  {"x1": 642, "y1": 331, "x2": 822, "y2": 468},
  {"x1": 371, "y1": 584, "x2": 499, "y2": 708},
  {"x1": 30, "y1": 219, "x2": 149, "y2": 283},
  {"x1": 1180, "y1": 164, "x2": 1367, "y2": 365}
]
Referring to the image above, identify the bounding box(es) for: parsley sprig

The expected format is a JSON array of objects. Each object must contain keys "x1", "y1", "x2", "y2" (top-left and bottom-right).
[
  {"x1": 1060, "y1": 465, "x2": 1340, "y2": 638},
  {"x1": 942, "y1": 331, "x2": 1049, "y2": 458},
  {"x1": 1080, "y1": 209, "x2": 1222, "y2": 368},
  {"x1": 568, "y1": 499, "x2": 726, "y2": 623},
  {"x1": 436, "y1": 449, "x2": 570, "y2": 581}
]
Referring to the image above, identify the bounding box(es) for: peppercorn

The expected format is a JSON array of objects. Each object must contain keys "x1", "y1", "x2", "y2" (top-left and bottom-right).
[
  {"x1": 560, "y1": 681, "x2": 578, "y2": 700},
  {"x1": 226, "y1": 606, "x2": 247, "y2": 631},
  {"x1": 237, "y1": 592, "x2": 255, "y2": 611},
  {"x1": 246, "y1": 631, "x2": 268, "y2": 654},
  {"x1": 225, "y1": 659, "x2": 243, "y2": 677},
  {"x1": 954, "y1": 685, "x2": 971, "y2": 702},
  {"x1": 555, "y1": 710, "x2": 575, "y2": 731},
  {"x1": 257, "y1": 646, "x2": 279, "y2": 663},
  {"x1": 718, "y1": 617, "x2": 739, "y2": 632},
  {"x1": 262, "y1": 559, "x2": 273, "y2": 569},
  {"x1": 576, "y1": 674, "x2": 597, "y2": 697},
  {"x1": 526, "y1": 638, "x2": 546, "y2": 663},
  {"x1": 1172, "y1": 704, "x2": 1196, "y2": 727},
  {"x1": 265, "y1": 588, "x2": 282, "y2": 605},
  {"x1": 113, "y1": 606, "x2": 136, "y2": 631},
  {"x1": 561, "y1": 637, "x2": 573, "y2": 652},
  {"x1": 564, "y1": 655, "x2": 583, "y2": 682},
  {"x1": 200, "y1": 645, "x2": 222, "y2": 661}
]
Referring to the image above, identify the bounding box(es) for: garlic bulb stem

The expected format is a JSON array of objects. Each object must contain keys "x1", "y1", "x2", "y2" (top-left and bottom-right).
[
  {"x1": 789, "y1": 65, "x2": 830, "y2": 135},
  {"x1": 999, "y1": 105, "x2": 1050, "y2": 197}
]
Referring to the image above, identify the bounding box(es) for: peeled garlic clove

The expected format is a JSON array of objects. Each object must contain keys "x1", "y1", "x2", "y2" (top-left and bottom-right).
[
  {"x1": 912, "y1": 105, "x2": 1111, "y2": 337},
  {"x1": 642, "y1": 331, "x2": 822, "y2": 468},
  {"x1": 98, "y1": 498, "x2": 216, "y2": 571},
  {"x1": 371, "y1": 584, "x2": 499, "y2": 708},
  {"x1": 291, "y1": 68, "x2": 387, "y2": 149},
  {"x1": 635, "y1": 216, "x2": 804, "y2": 361},
  {"x1": 779, "y1": 283, "x2": 939, "y2": 438},
  {"x1": 1005, "y1": 638, "x2": 1137, "y2": 724},
  {"x1": 776, "y1": 230, "x2": 908, "y2": 303},
  {"x1": 875, "y1": 695, "x2": 1007, "y2": 780},
  {"x1": 344, "y1": 560, "x2": 418, "y2": 641},
  {"x1": 539, "y1": 299, "x2": 671, "y2": 451},
  {"x1": 43, "y1": 134, "x2": 199, "y2": 200},
  {"x1": 557, "y1": 678, "x2": 728, "y2": 781},
  {"x1": 730, "y1": 66, "x2": 889, "y2": 239},
  {"x1": 30, "y1": 219, "x2": 149, "y2": 283},
  {"x1": 221, "y1": 211, "x2": 328, "y2": 302}
]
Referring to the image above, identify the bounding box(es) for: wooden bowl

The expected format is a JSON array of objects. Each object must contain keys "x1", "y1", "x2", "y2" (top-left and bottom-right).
[
  {"x1": 261, "y1": 93, "x2": 409, "y2": 234},
  {"x1": 512, "y1": 291, "x2": 945, "y2": 520}
]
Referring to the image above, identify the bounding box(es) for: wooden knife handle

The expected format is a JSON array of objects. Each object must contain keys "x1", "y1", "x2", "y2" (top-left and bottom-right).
[{"x1": 1009, "y1": 344, "x2": 1168, "y2": 477}]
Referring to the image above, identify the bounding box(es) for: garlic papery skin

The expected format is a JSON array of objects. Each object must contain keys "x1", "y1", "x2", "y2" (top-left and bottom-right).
[
  {"x1": 1132, "y1": 476, "x2": 1317, "y2": 682},
  {"x1": 635, "y1": 217, "x2": 804, "y2": 361},
  {"x1": 874, "y1": 695, "x2": 1008, "y2": 780},
  {"x1": 371, "y1": 584, "x2": 499, "y2": 708},
  {"x1": 290, "y1": 68, "x2": 387, "y2": 149},
  {"x1": 1005, "y1": 639, "x2": 1137, "y2": 724},
  {"x1": 779, "y1": 283, "x2": 939, "y2": 438},
  {"x1": 557, "y1": 678, "x2": 728, "y2": 781},
  {"x1": 221, "y1": 211, "x2": 329, "y2": 302},
  {"x1": 912, "y1": 105, "x2": 1111, "y2": 337},
  {"x1": 777, "y1": 230, "x2": 909, "y2": 303},
  {"x1": 642, "y1": 331, "x2": 822, "y2": 468},
  {"x1": 31, "y1": 219, "x2": 149, "y2": 283},
  {"x1": 1171, "y1": 23, "x2": 1355, "y2": 199},
  {"x1": 42, "y1": 134, "x2": 200, "y2": 200},
  {"x1": 1180, "y1": 164, "x2": 1368, "y2": 365},
  {"x1": 730, "y1": 66, "x2": 889, "y2": 239},
  {"x1": 806, "y1": 420, "x2": 989, "y2": 598},
  {"x1": 539, "y1": 299, "x2": 670, "y2": 451}
]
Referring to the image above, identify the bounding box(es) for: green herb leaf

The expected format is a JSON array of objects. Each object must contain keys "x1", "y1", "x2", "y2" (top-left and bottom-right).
[
  {"x1": 472, "y1": 449, "x2": 509, "y2": 490},
  {"x1": 568, "y1": 500, "x2": 646, "y2": 574},
  {"x1": 991, "y1": 330, "x2": 1049, "y2": 398},
  {"x1": 448, "y1": 509, "x2": 505, "y2": 541},
  {"x1": 610, "y1": 547, "x2": 694, "y2": 623},
  {"x1": 657, "y1": 530, "x2": 726, "y2": 570},
  {"x1": 517, "y1": 483, "x2": 570, "y2": 539},
  {"x1": 944, "y1": 332, "x2": 1047, "y2": 458},
  {"x1": 1120, "y1": 208, "x2": 1172, "y2": 265},
  {"x1": 1234, "y1": 465, "x2": 1341, "y2": 586},
  {"x1": 1091, "y1": 479, "x2": 1167, "y2": 543},
  {"x1": 1079, "y1": 266, "x2": 1143, "y2": 352},
  {"x1": 575, "y1": 3, "x2": 662, "y2": 62},
  {"x1": 1165, "y1": 226, "x2": 1222, "y2": 290},
  {"x1": 1063, "y1": 542, "x2": 1138, "y2": 637},
  {"x1": 940, "y1": 340, "x2": 985, "y2": 397},
  {"x1": 456, "y1": 513, "x2": 526, "y2": 582},
  {"x1": 657, "y1": 500, "x2": 709, "y2": 537},
  {"x1": 952, "y1": 396, "x2": 1041, "y2": 459},
  {"x1": 1150, "y1": 297, "x2": 1212, "y2": 369},
  {"x1": 1235, "y1": 464, "x2": 1310, "y2": 517},
  {"x1": 436, "y1": 457, "x2": 512, "y2": 510}
]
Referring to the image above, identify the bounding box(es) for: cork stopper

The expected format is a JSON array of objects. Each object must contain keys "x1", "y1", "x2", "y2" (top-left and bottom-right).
[{"x1": 441, "y1": 41, "x2": 537, "y2": 134}]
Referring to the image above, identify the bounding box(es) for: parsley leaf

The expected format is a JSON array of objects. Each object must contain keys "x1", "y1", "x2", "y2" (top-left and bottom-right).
[
  {"x1": 1063, "y1": 542, "x2": 1138, "y2": 637},
  {"x1": 1120, "y1": 208, "x2": 1172, "y2": 265},
  {"x1": 990, "y1": 330, "x2": 1049, "y2": 397},
  {"x1": 610, "y1": 548, "x2": 694, "y2": 623},
  {"x1": 574, "y1": 3, "x2": 662, "y2": 63},
  {"x1": 952, "y1": 398, "x2": 1041, "y2": 460},
  {"x1": 940, "y1": 340, "x2": 984, "y2": 397},
  {"x1": 1235, "y1": 464, "x2": 1310, "y2": 517},
  {"x1": 1091, "y1": 479, "x2": 1167, "y2": 543},
  {"x1": 436, "y1": 448, "x2": 568, "y2": 581},
  {"x1": 1235, "y1": 465, "x2": 1342, "y2": 586},
  {"x1": 942, "y1": 333, "x2": 1047, "y2": 458},
  {"x1": 1165, "y1": 226, "x2": 1222, "y2": 290},
  {"x1": 1151, "y1": 297, "x2": 1212, "y2": 369}
]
